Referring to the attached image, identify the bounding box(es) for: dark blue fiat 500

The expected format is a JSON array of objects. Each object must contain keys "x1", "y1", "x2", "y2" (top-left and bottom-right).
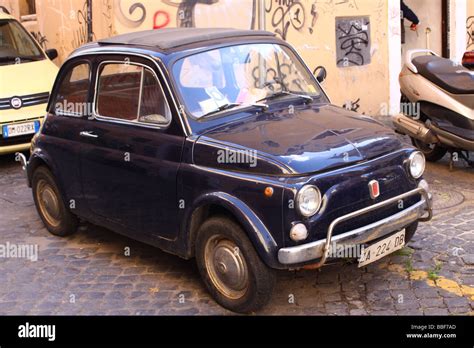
[{"x1": 19, "y1": 28, "x2": 433, "y2": 313}]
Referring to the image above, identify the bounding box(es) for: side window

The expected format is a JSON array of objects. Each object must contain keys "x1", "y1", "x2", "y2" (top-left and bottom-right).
[
  {"x1": 53, "y1": 63, "x2": 91, "y2": 116},
  {"x1": 96, "y1": 62, "x2": 171, "y2": 125},
  {"x1": 96, "y1": 63, "x2": 141, "y2": 120}
]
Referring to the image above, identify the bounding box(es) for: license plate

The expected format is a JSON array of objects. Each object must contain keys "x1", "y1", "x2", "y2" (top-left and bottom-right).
[
  {"x1": 358, "y1": 230, "x2": 406, "y2": 268},
  {"x1": 2, "y1": 121, "x2": 40, "y2": 138}
]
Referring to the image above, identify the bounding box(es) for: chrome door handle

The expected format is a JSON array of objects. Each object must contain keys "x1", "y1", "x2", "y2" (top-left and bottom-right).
[{"x1": 80, "y1": 131, "x2": 99, "y2": 139}]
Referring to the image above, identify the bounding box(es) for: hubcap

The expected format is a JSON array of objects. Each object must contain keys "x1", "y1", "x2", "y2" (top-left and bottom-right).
[
  {"x1": 36, "y1": 179, "x2": 61, "y2": 227},
  {"x1": 204, "y1": 235, "x2": 249, "y2": 300}
]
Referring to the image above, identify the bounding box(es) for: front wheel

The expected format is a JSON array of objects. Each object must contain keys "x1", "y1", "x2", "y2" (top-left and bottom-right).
[
  {"x1": 195, "y1": 216, "x2": 276, "y2": 313},
  {"x1": 411, "y1": 137, "x2": 447, "y2": 162}
]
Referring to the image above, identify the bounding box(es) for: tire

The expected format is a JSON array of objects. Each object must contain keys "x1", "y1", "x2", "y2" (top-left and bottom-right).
[
  {"x1": 195, "y1": 216, "x2": 276, "y2": 313},
  {"x1": 405, "y1": 221, "x2": 418, "y2": 244},
  {"x1": 411, "y1": 137, "x2": 447, "y2": 162},
  {"x1": 32, "y1": 166, "x2": 78, "y2": 237}
]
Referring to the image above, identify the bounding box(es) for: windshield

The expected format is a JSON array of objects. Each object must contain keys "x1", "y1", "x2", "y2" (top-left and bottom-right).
[
  {"x1": 172, "y1": 43, "x2": 327, "y2": 119},
  {"x1": 0, "y1": 19, "x2": 45, "y2": 65}
]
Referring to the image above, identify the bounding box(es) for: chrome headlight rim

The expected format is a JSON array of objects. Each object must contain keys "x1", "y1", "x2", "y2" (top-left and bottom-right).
[
  {"x1": 296, "y1": 185, "x2": 322, "y2": 218},
  {"x1": 408, "y1": 151, "x2": 426, "y2": 179}
]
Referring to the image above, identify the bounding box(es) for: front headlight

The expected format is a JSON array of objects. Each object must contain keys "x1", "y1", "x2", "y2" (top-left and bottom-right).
[
  {"x1": 409, "y1": 151, "x2": 426, "y2": 179},
  {"x1": 296, "y1": 185, "x2": 322, "y2": 217}
]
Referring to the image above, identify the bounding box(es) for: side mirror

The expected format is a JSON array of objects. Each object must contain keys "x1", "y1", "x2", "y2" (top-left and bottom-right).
[
  {"x1": 314, "y1": 66, "x2": 327, "y2": 83},
  {"x1": 45, "y1": 49, "x2": 58, "y2": 61}
]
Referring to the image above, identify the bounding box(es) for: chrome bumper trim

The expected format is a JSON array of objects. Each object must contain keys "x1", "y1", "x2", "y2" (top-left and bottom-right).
[
  {"x1": 278, "y1": 186, "x2": 432, "y2": 266},
  {"x1": 16, "y1": 152, "x2": 28, "y2": 179}
]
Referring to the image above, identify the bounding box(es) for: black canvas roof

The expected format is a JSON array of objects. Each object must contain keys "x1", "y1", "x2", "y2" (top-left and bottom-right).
[{"x1": 98, "y1": 28, "x2": 276, "y2": 50}]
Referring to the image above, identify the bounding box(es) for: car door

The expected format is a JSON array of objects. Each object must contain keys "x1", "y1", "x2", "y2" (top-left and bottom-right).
[
  {"x1": 79, "y1": 55, "x2": 184, "y2": 240},
  {"x1": 40, "y1": 59, "x2": 93, "y2": 219}
]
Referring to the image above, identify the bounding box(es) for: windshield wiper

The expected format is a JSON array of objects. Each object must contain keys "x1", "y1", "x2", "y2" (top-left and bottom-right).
[
  {"x1": 257, "y1": 91, "x2": 313, "y2": 104},
  {"x1": 201, "y1": 102, "x2": 268, "y2": 118}
]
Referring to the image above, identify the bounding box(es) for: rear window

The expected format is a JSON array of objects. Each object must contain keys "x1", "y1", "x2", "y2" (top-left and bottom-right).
[{"x1": 53, "y1": 62, "x2": 91, "y2": 116}]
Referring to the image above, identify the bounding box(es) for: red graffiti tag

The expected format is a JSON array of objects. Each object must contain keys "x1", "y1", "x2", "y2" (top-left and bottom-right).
[{"x1": 153, "y1": 10, "x2": 170, "y2": 29}]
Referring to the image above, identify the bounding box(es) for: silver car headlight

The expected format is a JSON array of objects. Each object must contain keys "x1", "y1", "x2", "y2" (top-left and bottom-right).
[
  {"x1": 409, "y1": 151, "x2": 426, "y2": 179},
  {"x1": 296, "y1": 185, "x2": 322, "y2": 217}
]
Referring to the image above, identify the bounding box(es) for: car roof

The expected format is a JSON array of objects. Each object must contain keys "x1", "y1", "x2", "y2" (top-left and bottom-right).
[{"x1": 98, "y1": 28, "x2": 276, "y2": 51}]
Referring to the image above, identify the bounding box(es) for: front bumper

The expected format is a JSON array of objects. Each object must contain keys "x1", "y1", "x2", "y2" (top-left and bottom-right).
[
  {"x1": 0, "y1": 142, "x2": 30, "y2": 155},
  {"x1": 278, "y1": 182, "x2": 433, "y2": 267},
  {"x1": 0, "y1": 116, "x2": 44, "y2": 155}
]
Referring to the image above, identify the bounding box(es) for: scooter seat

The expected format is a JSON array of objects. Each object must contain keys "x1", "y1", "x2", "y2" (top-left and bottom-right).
[{"x1": 412, "y1": 56, "x2": 474, "y2": 95}]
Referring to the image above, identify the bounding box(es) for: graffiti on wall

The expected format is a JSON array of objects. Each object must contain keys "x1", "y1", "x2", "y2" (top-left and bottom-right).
[
  {"x1": 153, "y1": 9, "x2": 170, "y2": 29},
  {"x1": 114, "y1": 0, "x2": 257, "y2": 30},
  {"x1": 114, "y1": 0, "x2": 147, "y2": 28},
  {"x1": 164, "y1": 0, "x2": 218, "y2": 28},
  {"x1": 72, "y1": 1, "x2": 93, "y2": 48},
  {"x1": 336, "y1": 16, "x2": 371, "y2": 67},
  {"x1": 30, "y1": 31, "x2": 48, "y2": 49},
  {"x1": 251, "y1": 61, "x2": 305, "y2": 92},
  {"x1": 265, "y1": 0, "x2": 317, "y2": 40},
  {"x1": 467, "y1": 16, "x2": 474, "y2": 50},
  {"x1": 101, "y1": 0, "x2": 115, "y2": 37},
  {"x1": 343, "y1": 98, "x2": 361, "y2": 112},
  {"x1": 335, "y1": 0, "x2": 359, "y2": 10}
]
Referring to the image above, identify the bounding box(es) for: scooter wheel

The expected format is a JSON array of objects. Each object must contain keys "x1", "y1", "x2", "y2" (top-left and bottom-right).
[{"x1": 411, "y1": 138, "x2": 448, "y2": 162}]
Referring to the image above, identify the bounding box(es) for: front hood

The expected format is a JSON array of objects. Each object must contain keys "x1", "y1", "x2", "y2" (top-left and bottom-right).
[
  {"x1": 0, "y1": 59, "x2": 58, "y2": 98},
  {"x1": 194, "y1": 105, "x2": 404, "y2": 175}
]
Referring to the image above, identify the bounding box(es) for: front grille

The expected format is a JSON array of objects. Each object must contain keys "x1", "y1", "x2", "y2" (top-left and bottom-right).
[
  {"x1": 0, "y1": 92, "x2": 50, "y2": 110},
  {"x1": 332, "y1": 195, "x2": 420, "y2": 236}
]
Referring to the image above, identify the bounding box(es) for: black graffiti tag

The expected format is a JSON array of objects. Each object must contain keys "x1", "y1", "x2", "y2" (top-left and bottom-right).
[
  {"x1": 467, "y1": 16, "x2": 474, "y2": 50},
  {"x1": 31, "y1": 31, "x2": 48, "y2": 49},
  {"x1": 72, "y1": 1, "x2": 93, "y2": 48},
  {"x1": 336, "y1": 19, "x2": 370, "y2": 67},
  {"x1": 343, "y1": 98, "x2": 361, "y2": 112},
  {"x1": 266, "y1": 0, "x2": 306, "y2": 40}
]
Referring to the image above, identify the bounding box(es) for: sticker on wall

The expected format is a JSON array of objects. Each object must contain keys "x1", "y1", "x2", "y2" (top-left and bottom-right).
[{"x1": 336, "y1": 16, "x2": 371, "y2": 68}]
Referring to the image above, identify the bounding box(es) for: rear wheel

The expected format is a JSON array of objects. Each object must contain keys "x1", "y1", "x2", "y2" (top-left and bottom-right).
[
  {"x1": 32, "y1": 166, "x2": 78, "y2": 237},
  {"x1": 195, "y1": 216, "x2": 276, "y2": 313},
  {"x1": 411, "y1": 137, "x2": 447, "y2": 162}
]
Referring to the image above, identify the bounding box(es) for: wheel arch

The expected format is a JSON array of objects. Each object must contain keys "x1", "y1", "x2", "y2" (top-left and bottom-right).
[
  {"x1": 183, "y1": 192, "x2": 281, "y2": 269},
  {"x1": 28, "y1": 152, "x2": 68, "y2": 203}
]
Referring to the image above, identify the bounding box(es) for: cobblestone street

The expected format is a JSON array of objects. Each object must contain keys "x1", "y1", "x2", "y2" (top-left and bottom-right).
[{"x1": 0, "y1": 149, "x2": 473, "y2": 316}]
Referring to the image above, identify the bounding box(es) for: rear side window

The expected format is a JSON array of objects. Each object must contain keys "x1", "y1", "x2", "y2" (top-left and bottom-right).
[
  {"x1": 53, "y1": 63, "x2": 91, "y2": 116},
  {"x1": 96, "y1": 62, "x2": 171, "y2": 125}
]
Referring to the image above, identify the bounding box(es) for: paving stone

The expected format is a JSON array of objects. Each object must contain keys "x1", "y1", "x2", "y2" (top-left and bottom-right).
[
  {"x1": 423, "y1": 308, "x2": 449, "y2": 315},
  {"x1": 419, "y1": 298, "x2": 445, "y2": 308},
  {"x1": 461, "y1": 254, "x2": 474, "y2": 265},
  {"x1": 394, "y1": 299, "x2": 420, "y2": 310},
  {"x1": 443, "y1": 297, "x2": 470, "y2": 308}
]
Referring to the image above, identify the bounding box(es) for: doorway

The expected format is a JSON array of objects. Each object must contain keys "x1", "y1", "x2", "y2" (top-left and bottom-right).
[{"x1": 401, "y1": 0, "x2": 445, "y2": 57}]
